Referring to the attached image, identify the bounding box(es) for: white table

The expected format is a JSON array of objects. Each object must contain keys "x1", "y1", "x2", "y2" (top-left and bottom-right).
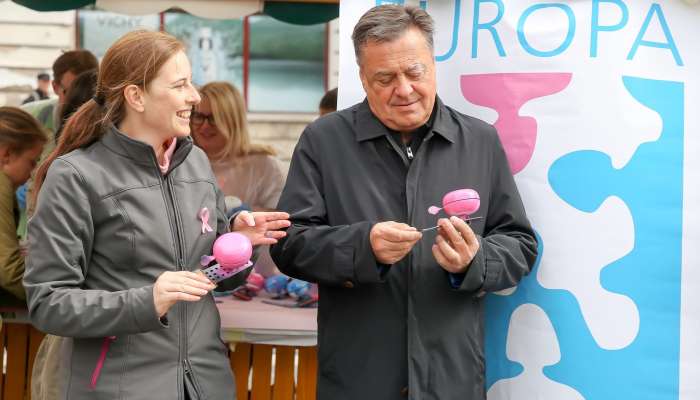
[{"x1": 215, "y1": 294, "x2": 317, "y2": 347}]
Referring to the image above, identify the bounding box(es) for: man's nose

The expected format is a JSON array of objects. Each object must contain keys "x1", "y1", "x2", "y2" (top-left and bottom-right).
[{"x1": 394, "y1": 75, "x2": 414, "y2": 98}]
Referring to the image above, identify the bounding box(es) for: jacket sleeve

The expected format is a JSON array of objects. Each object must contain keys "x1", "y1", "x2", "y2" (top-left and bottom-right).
[
  {"x1": 270, "y1": 129, "x2": 383, "y2": 287},
  {"x1": 23, "y1": 159, "x2": 164, "y2": 337},
  {"x1": 0, "y1": 183, "x2": 25, "y2": 301},
  {"x1": 456, "y1": 130, "x2": 538, "y2": 294}
]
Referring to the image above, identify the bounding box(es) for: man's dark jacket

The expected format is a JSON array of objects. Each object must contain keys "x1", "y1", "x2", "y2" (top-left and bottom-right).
[{"x1": 271, "y1": 98, "x2": 538, "y2": 400}]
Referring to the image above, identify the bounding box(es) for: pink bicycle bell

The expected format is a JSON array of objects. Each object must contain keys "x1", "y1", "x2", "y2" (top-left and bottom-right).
[
  {"x1": 428, "y1": 189, "x2": 480, "y2": 218},
  {"x1": 201, "y1": 232, "x2": 253, "y2": 283}
]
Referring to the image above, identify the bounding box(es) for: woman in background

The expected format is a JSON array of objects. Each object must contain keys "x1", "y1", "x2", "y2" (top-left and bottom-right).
[
  {"x1": 55, "y1": 68, "x2": 98, "y2": 143},
  {"x1": 191, "y1": 81, "x2": 286, "y2": 280},
  {"x1": 0, "y1": 107, "x2": 46, "y2": 308}
]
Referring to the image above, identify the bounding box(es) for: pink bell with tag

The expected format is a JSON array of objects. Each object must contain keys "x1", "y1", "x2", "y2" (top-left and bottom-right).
[
  {"x1": 201, "y1": 232, "x2": 254, "y2": 283},
  {"x1": 213, "y1": 232, "x2": 253, "y2": 270},
  {"x1": 428, "y1": 189, "x2": 480, "y2": 218}
]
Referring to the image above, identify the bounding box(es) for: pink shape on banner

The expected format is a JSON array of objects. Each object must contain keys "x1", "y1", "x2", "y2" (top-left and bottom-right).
[{"x1": 460, "y1": 73, "x2": 572, "y2": 174}]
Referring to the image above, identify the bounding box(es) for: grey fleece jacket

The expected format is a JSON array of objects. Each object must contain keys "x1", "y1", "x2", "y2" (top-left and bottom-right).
[{"x1": 24, "y1": 126, "x2": 237, "y2": 399}]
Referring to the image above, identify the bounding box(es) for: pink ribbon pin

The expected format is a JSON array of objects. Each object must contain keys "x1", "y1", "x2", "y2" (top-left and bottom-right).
[{"x1": 199, "y1": 207, "x2": 213, "y2": 234}]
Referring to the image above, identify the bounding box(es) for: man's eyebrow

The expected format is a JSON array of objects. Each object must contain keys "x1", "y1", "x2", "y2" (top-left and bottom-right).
[
  {"x1": 372, "y1": 71, "x2": 395, "y2": 79},
  {"x1": 406, "y1": 63, "x2": 426, "y2": 73}
]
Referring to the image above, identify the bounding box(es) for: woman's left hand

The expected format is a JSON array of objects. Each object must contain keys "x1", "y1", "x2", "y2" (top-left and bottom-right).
[{"x1": 232, "y1": 210, "x2": 291, "y2": 245}]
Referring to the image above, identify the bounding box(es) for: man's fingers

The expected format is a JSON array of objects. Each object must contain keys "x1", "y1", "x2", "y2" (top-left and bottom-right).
[
  {"x1": 449, "y1": 216, "x2": 478, "y2": 248},
  {"x1": 381, "y1": 226, "x2": 422, "y2": 243},
  {"x1": 438, "y1": 218, "x2": 467, "y2": 249},
  {"x1": 376, "y1": 239, "x2": 410, "y2": 251},
  {"x1": 432, "y1": 244, "x2": 450, "y2": 269},
  {"x1": 435, "y1": 235, "x2": 461, "y2": 265}
]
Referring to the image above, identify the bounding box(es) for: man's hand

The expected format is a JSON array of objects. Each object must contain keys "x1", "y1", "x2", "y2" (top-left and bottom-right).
[
  {"x1": 232, "y1": 210, "x2": 291, "y2": 246},
  {"x1": 432, "y1": 216, "x2": 480, "y2": 274},
  {"x1": 370, "y1": 221, "x2": 422, "y2": 265}
]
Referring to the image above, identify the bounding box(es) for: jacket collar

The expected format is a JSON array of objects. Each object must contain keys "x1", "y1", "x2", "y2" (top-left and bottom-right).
[
  {"x1": 100, "y1": 125, "x2": 193, "y2": 174},
  {"x1": 354, "y1": 96, "x2": 459, "y2": 143}
]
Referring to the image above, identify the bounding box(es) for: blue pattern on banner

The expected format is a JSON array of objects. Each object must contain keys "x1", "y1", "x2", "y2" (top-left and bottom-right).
[{"x1": 485, "y1": 76, "x2": 684, "y2": 399}]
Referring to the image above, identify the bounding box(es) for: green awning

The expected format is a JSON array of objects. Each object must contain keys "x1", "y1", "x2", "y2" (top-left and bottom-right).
[
  {"x1": 13, "y1": 0, "x2": 94, "y2": 11},
  {"x1": 10, "y1": 0, "x2": 339, "y2": 24},
  {"x1": 263, "y1": 2, "x2": 338, "y2": 25}
]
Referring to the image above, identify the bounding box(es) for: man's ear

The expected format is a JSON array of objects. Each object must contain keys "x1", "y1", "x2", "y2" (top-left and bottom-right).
[
  {"x1": 358, "y1": 67, "x2": 369, "y2": 93},
  {"x1": 123, "y1": 84, "x2": 146, "y2": 113},
  {"x1": 0, "y1": 145, "x2": 12, "y2": 166},
  {"x1": 51, "y1": 80, "x2": 60, "y2": 96}
]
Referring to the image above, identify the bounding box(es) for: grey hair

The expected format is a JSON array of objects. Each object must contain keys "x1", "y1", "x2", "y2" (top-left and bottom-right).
[{"x1": 352, "y1": 5, "x2": 434, "y2": 64}]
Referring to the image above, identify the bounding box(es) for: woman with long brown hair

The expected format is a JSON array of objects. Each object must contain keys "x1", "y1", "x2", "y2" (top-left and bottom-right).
[
  {"x1": 0, "y1": 107, "x2": 46, "y2": 308},
  {"x1": 23, "y1": 30, "x2": 289, "y2": 399}
]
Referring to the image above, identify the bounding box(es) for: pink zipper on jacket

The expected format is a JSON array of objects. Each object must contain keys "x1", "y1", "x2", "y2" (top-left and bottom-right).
[{"x1": 90, "y1": 336, "x2": 116, "y2": 389}]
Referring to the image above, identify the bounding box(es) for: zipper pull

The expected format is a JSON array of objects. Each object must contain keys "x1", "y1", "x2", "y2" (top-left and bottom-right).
[{"x1": 406, "y1": 146, "x2": 414, "y2": 160}]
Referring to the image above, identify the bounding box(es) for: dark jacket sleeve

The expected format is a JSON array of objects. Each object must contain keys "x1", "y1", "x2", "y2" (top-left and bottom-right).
[
  {"x1": 270, "y1": 129, "x2": 383, "y2": 287},
  {"x1": 23, "y1": 159, "x2": 164, "y2": 337},
  {"x1": 457, "y1": 129, "x2": 538, "y2": 294}
]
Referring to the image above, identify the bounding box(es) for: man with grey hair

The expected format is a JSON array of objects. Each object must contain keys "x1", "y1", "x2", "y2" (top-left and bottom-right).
[{"x1": 272, "y1": 5, "x2": 537, "y2": 399}]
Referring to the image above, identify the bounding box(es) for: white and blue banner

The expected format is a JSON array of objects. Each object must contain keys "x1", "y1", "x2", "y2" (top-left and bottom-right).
[{"x1": 338, "y1": 1, "x2": 700, "y2": 398}]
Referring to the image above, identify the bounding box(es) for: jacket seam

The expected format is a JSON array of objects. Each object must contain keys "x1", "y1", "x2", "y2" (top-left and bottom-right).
[
  {"x1": 112, "y1": 198, "x2": 136, "y2": 255},
  {"x1": 55, "y1": 158, "x2": 91, "y2": 204},
  {"x1": 173, "y1": 177, "x2": 216, "y2": 185},
  {"x1": 99, "y1": 183, "x2": 161, "y2": 201}
]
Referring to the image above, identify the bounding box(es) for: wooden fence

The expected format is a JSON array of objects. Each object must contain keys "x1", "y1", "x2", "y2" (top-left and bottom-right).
[{"x1": 0, "y1": 322, "x2": 317, "y2": 400}]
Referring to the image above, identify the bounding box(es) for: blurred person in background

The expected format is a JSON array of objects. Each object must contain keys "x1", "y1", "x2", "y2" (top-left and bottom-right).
[
  {"x1": 16, "y1": 50, "x2": 99, "y2": 238},
  {"x1": 191, "y1": 81, "x2": 286, "y2": 283},
  {"x1": 0, "y1": 107, "x2": 47, "y2": 308},
  {"x1": 22, "y1": 50, "x2": 98, "y2": 137},
  {"x1": 22, "y1": 72, "x2": 51, "y2": 105},
  {"x1": 318, "y1": 87, "x2": 337, "y2": 116},
  {"x1": 55, "y1": 68, "x2": 98, "y2": 143}
]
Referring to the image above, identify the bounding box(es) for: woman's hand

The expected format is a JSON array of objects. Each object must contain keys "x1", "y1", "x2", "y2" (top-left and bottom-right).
[
  {"x1": 232, "y1": 210, "x2": 291, "y2": 246},
  {"x1": 153, "y1": 271, "x2": 216, "y2": 318}
]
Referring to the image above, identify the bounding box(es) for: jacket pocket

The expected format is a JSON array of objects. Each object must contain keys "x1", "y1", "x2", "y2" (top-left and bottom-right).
[
  {"x1": 183, "y1": 359, "x2": 208, "y2": 400},
  {"x1": 89, "y1": 336, "x2": 117, "y2": 390},
  {"x1": 69, "y1": 336, "x2": 125, "y2": 397}
]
